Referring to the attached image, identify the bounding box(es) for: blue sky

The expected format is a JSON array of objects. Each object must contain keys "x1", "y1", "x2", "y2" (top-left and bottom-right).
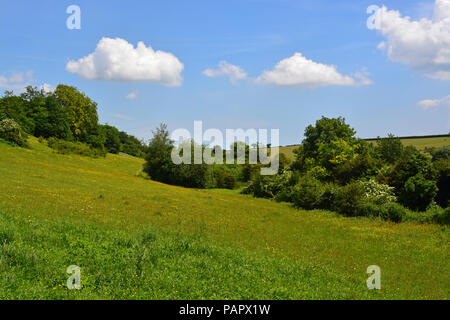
[{"x1": 0, "y1": 0, "x2": 449, "y2": 145}]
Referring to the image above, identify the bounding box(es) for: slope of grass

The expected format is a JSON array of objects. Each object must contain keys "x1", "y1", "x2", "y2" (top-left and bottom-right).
[{"x1": 0, "y1": 137, "x2": 448, "y2": 299}]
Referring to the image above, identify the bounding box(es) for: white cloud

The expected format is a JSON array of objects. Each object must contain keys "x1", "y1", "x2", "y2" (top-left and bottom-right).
[
  {"x1": 0, "y1": 71, "x2": 34, "y2": 92},
  {"x1": 126, "y1": 91, "x2": 139, "y2": 99},
  {"x1": 66, "y1": 37, "x2": 184, "y2": 86},
  {"x1": 373, "y1": 0, "x2": 450, "y2": 80},
  {"x1": 203, "y1": 61, "x2": 247, "y2": 83},
  {"x1": 40, "y1": 83, "x2": 55, "y2": 93},
  {"x1": 418, "y1": 95, "x2": 450, "y2": 109},
  {"x1": 255, "y1": 53, "x2": 371, "y2": 88}
]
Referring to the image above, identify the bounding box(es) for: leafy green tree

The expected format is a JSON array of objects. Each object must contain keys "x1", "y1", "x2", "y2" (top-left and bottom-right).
[
  {"x1": 119, "y1": 131, "x2": 146, "y2": 157},
  {"x1": 375, "y1": 134, "x2": 404, "y2": 164},
  {"x1": 0, "y1": 91, "x2": 35, "y2": 134},
  {"x1": 389, "y1": 152, "x2": 436, "y2": 191},
  {"x1": 101, "y1": 125, "x2": 121, "y2": 154},
  {"x1": 302, "y1": 116, "x2": 356, "y2": 159},
  {"x1": 399, "y1": 174, "x2": 438, "y2": 211},
  {"x1": 431, "y1": 146, "x2": 450, "y2": 162},
  {"x1": 143, "y1": 124, "x2": 176, "y2": 183},
  {"x1": 390, "y1": 152, "x2": 437, "y2": 210},
  {"x1": 54, "y1": 85, "x2": 99, "y2": 143},
  {"x1": 433, "y1": 159, "x2": 450, "y2": 208}
]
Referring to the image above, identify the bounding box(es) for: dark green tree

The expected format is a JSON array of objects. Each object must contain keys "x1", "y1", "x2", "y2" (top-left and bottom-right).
[
  {"x1": 101, "y1": 125, "x2": 121, "y2": 154},
  {"x1": 375, "y1": 134, "x2": 404, "y2": 164}
]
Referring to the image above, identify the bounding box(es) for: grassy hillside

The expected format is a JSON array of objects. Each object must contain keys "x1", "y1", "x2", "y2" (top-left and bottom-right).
[
  {"x1": 0, "y1": 137, "x2": 448, "y2": 299},
  {"x1": 278, "y1": 136, "x2": 450, "y2": 160}
]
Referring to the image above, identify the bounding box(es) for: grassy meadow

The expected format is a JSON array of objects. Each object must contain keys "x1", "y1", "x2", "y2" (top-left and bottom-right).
[{"x1": 0, "y1": 137, "x2": 448, "y2": 299}]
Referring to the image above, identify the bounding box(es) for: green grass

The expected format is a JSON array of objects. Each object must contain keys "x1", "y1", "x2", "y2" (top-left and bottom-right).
[{"x1": 0, "y1": 137, "x2": 449, "y2": 299}]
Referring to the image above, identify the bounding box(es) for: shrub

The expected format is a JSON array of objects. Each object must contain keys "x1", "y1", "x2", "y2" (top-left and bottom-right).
[
  {"x1": 318, "y1": 183, "x2": 339, "y2": 210},
  {"x1": 399, "y1": 174, "x2": 438, "y2": 211},
  {"x1": 47, "y1": 137, "x2": 106, "y2": 158},
  {"x1": 433, "y1": 159, "x2": 450, "y2": 208},
  {"x1": 404, "y1": 206, "x2": 450, "y2": 225},
  {"x1": 360, "y1": 179, "x2": 396, "y2": 205},
  {"x1": 355, "y1": 201, "x2": 407, "y2": 222},
  {"x1": 241, "y1": 175, "x2": 274, "y2": 198},
  {"x1": 213, "y1": 166, "x2": 236, "y2": 189},
  {"x1": 432, "y1": 207, "x2": 450, "y2": 225},
  {"x1": 242, "y1": 170, "x2": 300, "y2": 201},
  {"x1": 375, "y1": 134, "x2": 404, "y2": 164},
  {"x1": 334, "y1": 153, "x2": 380, "y2": 185},
  {"x1": 332, "y1": 182, "x2": 366, "y2": 217},
  {"x1": 272, "y1": 171, "x2": 300, "y2": 203},
  {"x1": 431, "y1": 146, "x2": 450, "y2": 162},
  {"x1": 382, "y1": 202, "x2": 407, "y2": 223},
  {"x1": 0, "y1": 118, "x2": 27, "y2": 147},
  {"x1": 292, "y1": 176, "x2": 326, "y2": 210},
  {"x1": 389, "y1": 152, "x2": 436, "y2": 191}
]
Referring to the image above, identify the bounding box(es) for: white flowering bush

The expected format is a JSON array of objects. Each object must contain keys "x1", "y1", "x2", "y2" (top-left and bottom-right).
[
  {"x1": 0, "y1": 118, "x2": 26, "y2": 146},
  {"x1": 360, "y1": 179, "x2": 396, "y2": 205}
]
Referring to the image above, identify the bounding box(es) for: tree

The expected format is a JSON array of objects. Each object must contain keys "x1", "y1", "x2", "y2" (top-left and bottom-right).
[
  {"x1": 54, "y1": 85, "x2": 99, "y2": 143},
  {"x1": 0, "y1": 90, "x2": 35, "y2": 134},
  {"x1": 390, "y1": 152, "x2": 437, "y2": 210},
  {"x1": 389, "y1": 152, "x2": 436, "y2": 191},
  {"x1": 143, "y1": 124, "x2": 176, "y2": 184},
  {"x1": 375, "y1": 134, "x2": 404, "y2": 164},
  {"x1": 302, "y1": 116, "x2": 356, "y2": 159},
  {"x1": 102, "y1": 125, "x2": 121, "y2": 154},
  {"x1": 433, "y1": 159, "x2": 450, "y2": 208},
  {"x1": 399, "y1": 174, "x2": 438, "y2": 211},
  {"x1": 431, "y1": 146, "x2": 450, "y2": 162}
]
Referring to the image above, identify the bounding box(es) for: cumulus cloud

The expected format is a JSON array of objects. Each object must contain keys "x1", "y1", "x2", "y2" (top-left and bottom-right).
[
  {"x1": 203, "y1": 61, "x2": 247, "y2": 83},
  {"x1": 0, "y1": 71, "x2": 34, "y2": 92},
  {"x1": 418, "y1": 95, "x2": 450, "y2": 109},
  {"x1": 255, "y1": 53, "x2": 371, "y2": 88},
  {"x1": 126, "y1": 91, "x2": 139, "y2": 99},
  {"x1": 66, "y1": 37, "x2": 184, "y2": 86},
  {"x1": 373, "y1": 0, "x2": 450, "y2": 80},
  {"x1": 40, "y1": 83, "x2": 55, "y2": 93}
]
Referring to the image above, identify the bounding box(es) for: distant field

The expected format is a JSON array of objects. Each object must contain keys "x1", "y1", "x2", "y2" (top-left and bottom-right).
[
  {"x1": 277, "y1": 136, "x2": 450, "y2": 160},
  {"x1": 0, "y1": 137, "x2": 448, "y2": 299}
]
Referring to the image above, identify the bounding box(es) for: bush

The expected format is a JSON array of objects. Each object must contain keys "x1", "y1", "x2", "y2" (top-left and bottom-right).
[
  {"x1": 332, "y1": 182, "x2": 366, "y2": 217},
  {"x1": 334, "y1": 153, "x2": 380, "y2": 185},
  {"x1": 389, "y1": 152, "x2": 436, "y2": 191},
  {"x1": 47, "y1": 137, "x2": 106, "y2": 158},
  {"x1": 432, "y1": 207, "x2": 450, "y2": 225},
  {"x1": 404, "y1": 206, "x2": 450, "y2": 225},
  {"x1": 375, "y1": 134, "x2": 404, "y2": 164},
  {"x1": 431, "y1": 146, "x2": 450, "y2": 162},
  {"x1": 433, "y1": 159, "x2": 450, "y2": 208},
  {"x1": 0, "y1": 118, "x2": 27, "y2": 147},
  {"x1": 292, "y1": 176, "x2": 326, "y2": 210},
  {"x1": 241, "y1": 170, "x2": 300, "y2": 201},
  {"x1": 399, "y1": 174, "x2": 438, "y2": 211},
  {"x1": 241, "y1": 175, "x2": 274, "y2": 198},
  {"x1": 360, "y1": 179, "x2": 396, "y2": 205},
  {"x1": 382, "y1": 202, "x2": 407, "y2": 223}
]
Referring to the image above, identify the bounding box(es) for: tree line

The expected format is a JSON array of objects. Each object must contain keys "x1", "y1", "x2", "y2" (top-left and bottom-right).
[
  {"x1": 143, "y1": 118, "x2": 449, "y2": 224},
  {"x1": 0, "y1": 85, "x2": 148, "y2": 157}
]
